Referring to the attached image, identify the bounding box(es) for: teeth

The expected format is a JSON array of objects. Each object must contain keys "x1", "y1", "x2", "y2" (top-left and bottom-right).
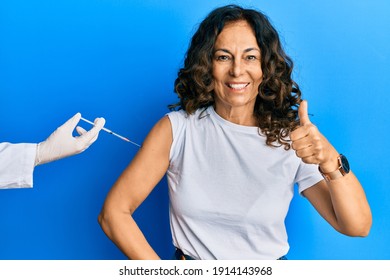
[{"x1": 228, "y1": 83, "x2": 248, "y2": 89}]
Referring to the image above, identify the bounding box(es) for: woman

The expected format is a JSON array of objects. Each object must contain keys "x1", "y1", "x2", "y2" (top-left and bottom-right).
[{"x1": 98, "y1": 5, "x2": 371, "y2": 260}]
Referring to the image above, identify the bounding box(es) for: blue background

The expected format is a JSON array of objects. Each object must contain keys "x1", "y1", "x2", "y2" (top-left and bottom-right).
[{"x1": 0, "y1": 0, "x2": 389, "y2": 260}]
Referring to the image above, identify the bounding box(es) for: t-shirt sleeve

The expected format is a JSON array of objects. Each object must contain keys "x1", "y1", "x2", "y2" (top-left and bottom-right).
[
  {"x1": 166, "y1": 110, "x2": 187, "y2": 162},
  {"x1": 295, "y1": 160, "x2": 324, "y2": 195},
  {"x1": 167, "y1": 110, "x2": 183, "y2": 139}
]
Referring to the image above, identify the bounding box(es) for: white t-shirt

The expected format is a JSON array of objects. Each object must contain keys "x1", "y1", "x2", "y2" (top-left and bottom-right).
[
  {"x1": 166, "y1": 106, "x2": 323, "y2": 259},
  {"x1": 0, "y1": 143, "x2": 36, "y2": 189}
]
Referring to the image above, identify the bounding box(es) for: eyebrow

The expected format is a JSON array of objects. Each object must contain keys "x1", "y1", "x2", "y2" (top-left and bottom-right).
[{"x1": 214, "y1": 48, "x2": 261, "y2": 54}]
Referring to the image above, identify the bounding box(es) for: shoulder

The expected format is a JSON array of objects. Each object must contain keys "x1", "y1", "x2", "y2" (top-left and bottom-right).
[
  {"x1": 148, "y1": 115, "x2": 172, "y2": 140},
  {"x1": 137, "y1": 116, "x2": 172, "y2": 164},
  {"x1": 166, "y1": 109, "x2": 188, "y2": 119},
  {"x1": 166, "y1": 107, "x2": 209, "y2": 121},
  {"x1": 166, "y1": 107, "x2": 209, "y2": 132}
]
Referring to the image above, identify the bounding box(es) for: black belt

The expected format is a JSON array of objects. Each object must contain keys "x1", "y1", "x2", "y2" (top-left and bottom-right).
[
  {"x1": 175, "y1": 248, "x2": 195, "y2": 260},
  {"x1": 175, "y1": 248, "x2": 287, "y2": 260}
]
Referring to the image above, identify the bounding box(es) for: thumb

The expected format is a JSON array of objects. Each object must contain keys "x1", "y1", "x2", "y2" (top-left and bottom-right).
[
  {"x1": 78, "y1": 117, "x2": 106, "y2": 143},
  {"x1": 298, "y1": 100, "x2": 311, "y2": 126},
  {"x1": 60, "y1": 112, "x2": 82, "y2": 132}
]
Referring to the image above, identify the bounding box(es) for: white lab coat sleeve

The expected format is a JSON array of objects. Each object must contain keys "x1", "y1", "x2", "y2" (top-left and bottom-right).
[{"x1": 0, "y1": 142, "x2": 37, "y2": 189}]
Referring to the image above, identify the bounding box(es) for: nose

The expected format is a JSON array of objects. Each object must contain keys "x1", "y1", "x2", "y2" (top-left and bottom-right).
[{"x1": 229, "y1": 58, "x2": 243, "y2": 77}]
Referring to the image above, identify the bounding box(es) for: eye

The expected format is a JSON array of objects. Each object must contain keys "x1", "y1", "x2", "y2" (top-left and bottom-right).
[
  {"x1": 215, "y1": 55, "x2": 230, "y2": 61},
  {"x1": 246, "y1": 55, "x2": 258, "y2": 61}
]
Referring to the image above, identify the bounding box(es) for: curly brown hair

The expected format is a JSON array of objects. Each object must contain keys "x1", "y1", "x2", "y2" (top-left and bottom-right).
[{"x1": 171, "y1": 5, "x2": 301, "y2": 150}]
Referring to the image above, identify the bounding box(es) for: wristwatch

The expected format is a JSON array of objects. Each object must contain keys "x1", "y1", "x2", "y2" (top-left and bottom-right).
[{"x1": 318, "y1": 154, "x2": 350, "y2": 181}]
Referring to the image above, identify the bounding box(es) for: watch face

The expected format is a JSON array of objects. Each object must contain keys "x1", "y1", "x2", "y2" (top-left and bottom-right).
[{"x1": 340, "y1": 154, "x2": 350, "y2": 173}]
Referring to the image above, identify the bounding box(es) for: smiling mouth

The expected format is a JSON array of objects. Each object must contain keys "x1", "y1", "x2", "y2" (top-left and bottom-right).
[{"x1": 227, "y1": 83, "x2": 249, "y2": 90}]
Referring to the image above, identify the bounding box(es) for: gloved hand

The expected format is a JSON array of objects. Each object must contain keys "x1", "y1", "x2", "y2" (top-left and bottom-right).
[{"x1": 35, "y1": 113, "x2": 105, "y2": 166}]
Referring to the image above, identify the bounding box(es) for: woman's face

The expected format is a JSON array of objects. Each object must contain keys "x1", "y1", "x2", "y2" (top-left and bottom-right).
[{"x1": 212, "y1": 20, "x2": 263, "y2": 112}]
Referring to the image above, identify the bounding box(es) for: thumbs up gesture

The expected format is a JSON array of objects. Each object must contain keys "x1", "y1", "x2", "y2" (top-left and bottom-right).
[{"x1": 290, "y1": 100, "x2": 339, "y2": 172}]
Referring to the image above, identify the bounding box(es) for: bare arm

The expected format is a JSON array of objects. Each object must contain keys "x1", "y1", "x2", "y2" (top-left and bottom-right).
[
  {"x1": 291, "y1": 101, "x2": 372, "y2": 236},
  {"x1": 98, "y1": 116, "x2": 172, "y2": 259},
  {"x1": 302, "y1": 173, "x2": 371, "y2": 236}
]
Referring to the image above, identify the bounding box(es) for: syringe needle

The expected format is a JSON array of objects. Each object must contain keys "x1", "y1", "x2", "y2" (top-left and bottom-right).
[{"x1": 80, "y1": 117, "x2": 141, "y2": 147}]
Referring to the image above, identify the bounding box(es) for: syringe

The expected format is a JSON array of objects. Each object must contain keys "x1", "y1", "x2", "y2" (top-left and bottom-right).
[{"x1": 80, "y1": 117, "x2": 141, "y2": 148}]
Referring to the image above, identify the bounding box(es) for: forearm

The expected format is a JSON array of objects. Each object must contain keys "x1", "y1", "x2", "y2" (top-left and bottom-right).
[
  {"x1": 98, "y1": 209, "x2": 160, "y2": 260},
  {"x1": 327, "y1": 172, "x2": 372, "y2": 236},
  {"x1": 291, "y1": 101, "x2": 372, "y2": 236}
]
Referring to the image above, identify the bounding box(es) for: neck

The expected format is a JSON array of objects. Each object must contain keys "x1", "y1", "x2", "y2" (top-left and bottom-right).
[{"x1": 214, "y1": 104, "x2": 257, "y2": 126}]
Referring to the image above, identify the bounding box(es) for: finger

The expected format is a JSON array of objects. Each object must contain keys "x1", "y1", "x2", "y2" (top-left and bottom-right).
[
  {"x1": 298, "y1": 100, "x2": 311, "y2": 126},
  {"x1": 294, "y1": 145, "x2": 314, "y2": 159},
  {"x1": 67, "y1": 112, "x2": 82, "y2": 127},
  {"x1": 93, "y1": 117, "x2": 106, "y2": 129},
  {"x1": 76, "y1": 126, "x2": 87, "y2": 136},
  {"x1": 290, "y1": 126, "x2": 309, "y2": 142},
  {"x1": 300, "y1": 154, "x2": 321, "y2": 165},
  {"x1": 78, "y1": 117, "x2": 106, "y2": 143},
  {"x1": 291, "y1": 136, "x2": 311, "y2": 151},
  {"x1": 57, "y1": 112, "x2": 81, "y2": 134}
]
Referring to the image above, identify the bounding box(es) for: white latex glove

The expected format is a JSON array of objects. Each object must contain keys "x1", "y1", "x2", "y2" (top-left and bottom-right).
[{"x1": 35, "y1": 113, "x2": 105, "y2": 166}]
